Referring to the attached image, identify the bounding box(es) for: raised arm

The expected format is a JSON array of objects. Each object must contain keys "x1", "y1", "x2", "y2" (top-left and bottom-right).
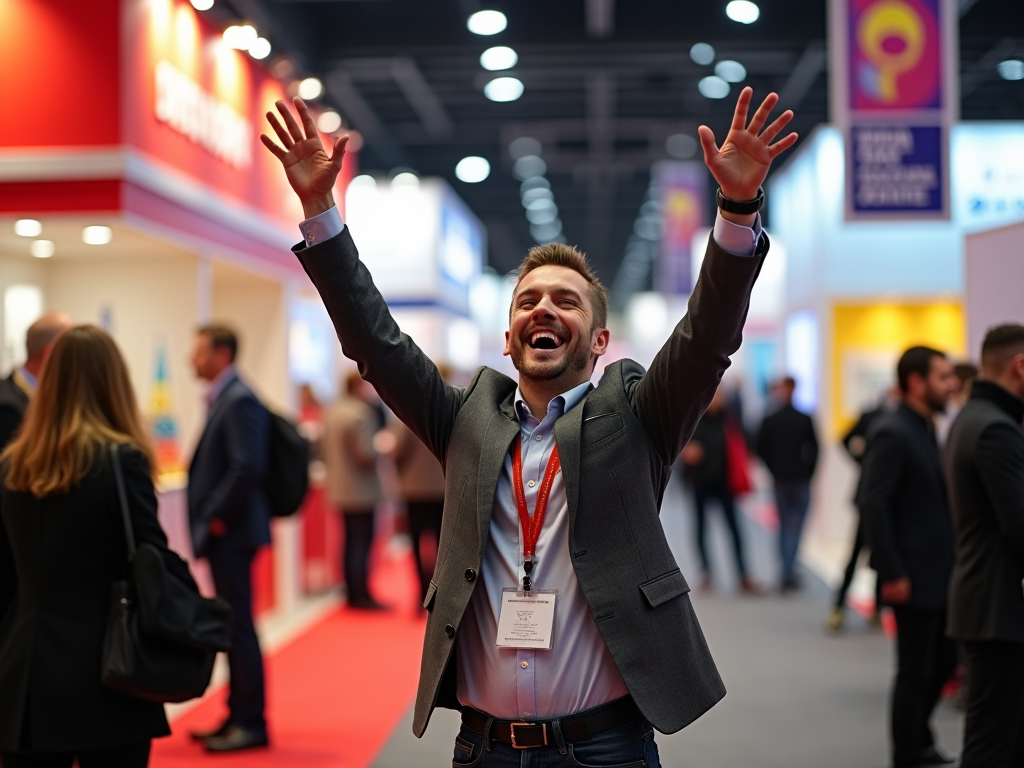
[
  {"x1": 261, "y1": 99, "x2": 462, "y2": 462},
  {"x1": 630, "y1": 88, "x2": 797, "y2": 462}
]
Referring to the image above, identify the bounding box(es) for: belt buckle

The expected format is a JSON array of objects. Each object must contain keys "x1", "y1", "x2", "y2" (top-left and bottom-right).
[{"x1": 509, "y1": 722, "x2": 547, "y2": 749}]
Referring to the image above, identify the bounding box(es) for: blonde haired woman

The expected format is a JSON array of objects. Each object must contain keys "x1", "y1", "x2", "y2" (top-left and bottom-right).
[{"x1": 0, "y1": 326, "x2": 177, "y2": 767}]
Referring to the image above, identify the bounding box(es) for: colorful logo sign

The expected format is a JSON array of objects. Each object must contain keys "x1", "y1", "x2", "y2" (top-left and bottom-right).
[
  {"x1": 149, "y1": 344, "x2": 183, "y2": 475},
  {"x1": 848, "y1": 0, "x2": 942, "y2": 111},
  {"x1": 656, "y1": 161, "x2": 706, "y2": 295}
]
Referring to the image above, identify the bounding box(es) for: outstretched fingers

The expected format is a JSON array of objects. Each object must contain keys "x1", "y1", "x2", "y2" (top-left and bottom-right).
[
  {"x1": 294, "y1": 98, "x2": 319, "y2": 141},
  {"x1": 768, "y1": 132, "x2": 799, "y2": 158},
  {"x1": 276, "y1": 99, "x2": 305, "y2": 143},
  {"x1": 259, "y1": 133, "x2": 287, "y2": 160},
  {"x1": 759, "y1": 109, "x2": 794, "y2": 144},
  {"x1": 697, "y1": 125, "x2": 720, "y2": 164},
  {"x1": 330, "y1": 135, "x2": 350, "y2": 171},
  {"x1": 266, "y1": 110, "x2": 294, "y2": 149},
  {"x1": 730, "y1": 86, "x2": 753, "y2": 131},
  {"x1": 746, "y1": 92, "x2": 779, "y2": 135}
]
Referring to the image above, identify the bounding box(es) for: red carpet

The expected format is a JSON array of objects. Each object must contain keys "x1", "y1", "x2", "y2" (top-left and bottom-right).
[{"x1": 152, "y1": 550, "x2": 426, "y2": 768}]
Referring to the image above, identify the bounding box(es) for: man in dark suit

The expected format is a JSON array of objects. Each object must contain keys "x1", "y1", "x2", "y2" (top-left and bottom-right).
[
  {"x1": 261, "y1": 87, "x2": 797, "y2": 763},
  {"x1": 945, "y1": 324, "x2": 1024, "y2": 768},
  {"x1": 756, "y1": 375, "x2": 818, "y2": 592},
  {"x1": 0, "y1": 312, "x2": 73, "y2": 450},
  {"x1": 187, "y1": 324, "x2": 270, "y2": 753},
  {"x1": 861, "y1": 346, "x2": 958, "y2": 768}
]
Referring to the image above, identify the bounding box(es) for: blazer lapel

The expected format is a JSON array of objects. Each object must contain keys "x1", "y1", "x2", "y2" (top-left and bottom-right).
[
  {"x1": 554, "y1": 388, "x2": 591, "y2": 531},
  {"x1": 477, "y1": 394, "x2": 520, "y2": 549}
]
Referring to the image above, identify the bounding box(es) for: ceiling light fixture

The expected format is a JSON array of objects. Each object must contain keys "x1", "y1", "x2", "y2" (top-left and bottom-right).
[
  {"x1": 223, "y1": 24, "x2": 257, "y2": 50},
  {"x1": 521, "y1": 187, "x2": 554, "y2": 205},
  {"x1": 249, "y1": 37, "x2": 271, "y2": 60},
  {"x1": 484, "y1": 76, "x2": 524, "y2": 102},
  {"x1": 698, "y1": 75, "x2": 730, "y2": 99},
  {"x1": 455, "y1": 156, "x2": 491, "y2": 183},
  {"x1": 30, "y1": 240, "x2": 55, "y2": 259},
  {"x1": 480, "y1": 46, "x2": 518, "y2": 71},
  {"x1": 468, "y1": 10, "x2": 507, "y2": 35},
  {"x1": 998, "y1": 59, "x2": 1024, "y2": 80},
  {"x1": 726, "y1": 0, "x2": 760, "y2": 24},
  {"x1": 82, "y1": 225, "x2": 113, "y2": 245},
  {"x1": 690, "y1": 43, "x2": 716, "y2": 66},
  {"x1": 14, "y1": 219, "x2": 42, "y2": 237},
  {"x1": 190, "y1": 0, "x2": 214, "y2": 10},
  {"x1": 715, "y1": 60, "x2": 747, "y2": 83},
  {"x1": 513, "y1": 155, "x2": 546, "y2": 180},
  {"x1": 520, "y1": 177, "x2": 550, "y2": 193},
  {"x1": 298, "y1": 77, "x2": 324, "y2": 100},
  {"x1": 317, "y1": 110, "x2": 342, "y2": 133},
  {"x1": 530, "y1": 222, "x2": 563, "y2": 242},
  {"x1": 509, "y1": 136, "x2": 542, "y2": 159}
]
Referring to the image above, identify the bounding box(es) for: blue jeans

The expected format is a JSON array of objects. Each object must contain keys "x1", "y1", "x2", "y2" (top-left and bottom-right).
[
  {"x1": 774, "y1": 479, "x2": 811, "y2": 582},
  {"x1": 451, "y1": 719, "x2": 661, "y2": 767}
]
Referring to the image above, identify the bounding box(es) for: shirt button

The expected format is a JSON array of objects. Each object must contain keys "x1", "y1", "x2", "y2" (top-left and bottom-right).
[
  {"x1": 465, "y1": 568, "x2": 476, "y2": 582},
  {"x1": 307, "y1": 233, "x2": 315, "y2": 244},
  {"x1": 535, "y1": 434, "x2": 542, "y2": 441},
  {"x1": 521, "y1": 661, "x2": 529, "y2": 669},
  {"x1": 444, "y1": 624, "x2": 455, "y2": 638},
  {"x1": 527, "y1": 480, "x2": 536, "y2": 488}
]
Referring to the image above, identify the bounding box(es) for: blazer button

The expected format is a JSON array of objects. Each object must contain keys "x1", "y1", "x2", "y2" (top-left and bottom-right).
[
  {"x1": 465, "y1": 568, "x2": 477, "y2": 582},
  {"x1": 445, "y1": 624, "x2": 455, "y2": 639}
]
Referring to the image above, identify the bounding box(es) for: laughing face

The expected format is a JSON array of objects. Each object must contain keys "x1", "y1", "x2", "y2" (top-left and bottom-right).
[{"x1": 503, "y1": 264, "x2": 609, "y2": 386}]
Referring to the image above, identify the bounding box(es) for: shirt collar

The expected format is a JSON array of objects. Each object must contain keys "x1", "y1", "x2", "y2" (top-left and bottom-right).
[
  {"x1": 514, "y1": 380, "x2": 592, "y2": 423},
  {"x1": 206, "y1": 365, "x2": 237, "y2": 407},
  {"x1": 971, "y1": 380, "x2": 1024, "y2": 424}
]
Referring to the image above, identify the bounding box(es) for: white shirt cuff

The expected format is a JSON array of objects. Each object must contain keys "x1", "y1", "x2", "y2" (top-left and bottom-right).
[
  {"x1": 298, "y1": 206, "x2": 346, "y2": 249},
  {"x1": 712, "y1": 211, "x2": 762, "y2": 257}
]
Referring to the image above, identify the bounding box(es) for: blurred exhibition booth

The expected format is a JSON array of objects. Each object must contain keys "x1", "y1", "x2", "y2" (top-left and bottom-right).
[{"x1": 0, "y1": 0, "x2": 1022, "y2": 620}]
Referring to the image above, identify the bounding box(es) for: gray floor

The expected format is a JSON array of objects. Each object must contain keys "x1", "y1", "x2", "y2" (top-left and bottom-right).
[{"x1": 372, "y1": 472, "x2": 963, "y2": 768}]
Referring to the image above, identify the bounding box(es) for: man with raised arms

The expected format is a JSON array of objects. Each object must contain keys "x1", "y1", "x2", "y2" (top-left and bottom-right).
[{"x1": 262, "y1": 87, "x2": 796, "y2": 766}]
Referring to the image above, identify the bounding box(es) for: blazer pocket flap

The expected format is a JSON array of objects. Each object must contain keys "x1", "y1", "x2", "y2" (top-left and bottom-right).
[
  {"x1": 423, "y1": 581, "x2": 438, "y2": 611},
  {"x1": 639, "y1": 569, "x2": 690, "y2": 608},
  {"x1": 582, "y1": 413, "x2": 625, "y2": 448}
]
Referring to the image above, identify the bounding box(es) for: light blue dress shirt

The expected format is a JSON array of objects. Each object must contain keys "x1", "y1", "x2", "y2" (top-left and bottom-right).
[{"x1": 297, "y1": 203, "x2": 762, "y2": 718}]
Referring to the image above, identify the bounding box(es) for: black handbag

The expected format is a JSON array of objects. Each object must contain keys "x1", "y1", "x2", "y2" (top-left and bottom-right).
[{"x1": 100, "y1": 444, "x2": 231, "y2": 703}]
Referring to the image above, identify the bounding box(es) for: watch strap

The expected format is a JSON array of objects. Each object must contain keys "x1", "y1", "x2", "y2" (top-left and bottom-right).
[{"x1": 716, "y1": 187, "x2": 764, "y2": 215}]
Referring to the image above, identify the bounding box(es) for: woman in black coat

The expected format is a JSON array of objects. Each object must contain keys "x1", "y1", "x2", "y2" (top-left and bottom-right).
[{"x1": 0, "y1": 326, "x2": 176, "y2": 767}]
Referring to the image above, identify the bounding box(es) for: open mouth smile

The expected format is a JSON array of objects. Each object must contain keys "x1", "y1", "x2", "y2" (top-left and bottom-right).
[{"x1": 527, "y1": 329, "x2": 565, "y2": 351}]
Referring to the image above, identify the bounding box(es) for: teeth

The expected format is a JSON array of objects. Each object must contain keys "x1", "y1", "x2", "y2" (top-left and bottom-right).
[{"x1": 530, "y1": 331, "x2": 560, "y2": 346}]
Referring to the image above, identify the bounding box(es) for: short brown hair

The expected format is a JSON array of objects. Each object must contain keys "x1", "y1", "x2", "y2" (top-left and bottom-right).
[
  {"x1": 512, "y1": 243, "x2": 608, "y2": 329},
  {"x1": 3, "y1": 326, "x2": 156, "y2": 497},
  {"x1": 197, "y1": 323, "x2": 238, "y2": 362},
  {"x1": 981, "y1": 324, "x2": 1024, "y2": 374}
]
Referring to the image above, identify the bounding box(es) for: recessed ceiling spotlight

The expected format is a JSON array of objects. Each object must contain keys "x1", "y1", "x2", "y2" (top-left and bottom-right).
[
  {"x1": 317, "y1": 110, "x2": 342, "y2": 133},
  {"x1": 468, "y1": 10, "x2": 507, "y2": 35},
  {"x1": 521, "y1": 187, "x2": 554, "y2": 206},
  {"x1": 520, "y1": 177, "x2": 550, "y2": 193},
  {"x1": 666, "y1": 133, "x2": 698, "y2": 159},
  {"x1": 698, "y1": 75, "x2": 730, "y2": 99},
  {"x1": 530, "y1": 222, "x2": 563, "y2": 243},
  {"x1": 223, "y1": 24, "x2": 257, "y2": 50},
  {"x1": 509, "y1": 137, "x2": 542, "y2": 160},
  {"x1": 30, "y1": 240, "x2": 55, "y2": 259},
  {"x1": 14, "y1": 219, "x2": 42, "y2": 237},
  {"x1": 455, "y1": 156, "x2": 491, "y2": 183},
  {"x1": 715, "y1": 60, "x2": 747, "y2": 83},
  {"x1": 190, "y1": 0, "x2": 214, "y2": 10},
  {"x1": 690, "y1": 43, "x2": 716, "y2": 66},
  {"x1": 726, "y1": 0, "x2": 760, "y2": 24},
  {"x1": 298, "y1": 77, "x2": 323, "y2": 100},
  {"x1": 480, "y1": 46, "x2": 518, "y2": 71},
  {"x1": 82, "y1": 225, "x2": 113, "y2": 245},
  {"x1": 998, "y1": 59, "x2": 1024, "y2": 80},
  {"x1": 249, "y1": 37, "x2": 271, "y2": 60},
  {"x1": 526, "y1": 202, "x2": 558, "y2": 225},
  {"x1": 513, "y1": 155, "x2": 546, "y2": 180},
  {"x1": 484, "y1": 76, "x2": 524, "y2": 102}
]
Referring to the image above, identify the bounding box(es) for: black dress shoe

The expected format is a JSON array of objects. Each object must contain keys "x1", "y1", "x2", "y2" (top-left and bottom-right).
[
  {"x1": 919, "y1": 746, "x2": 957, "y2": 765},
  {"x1": 202, "y1": 724, "x2": 269, "y2": 753},
  {"x1": 190, "y1": 720, "x2": 231, "y2": 741}
]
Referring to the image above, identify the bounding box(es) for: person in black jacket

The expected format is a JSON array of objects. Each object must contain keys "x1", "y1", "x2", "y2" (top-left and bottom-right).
[
  {"x1": 0, "y1": 312, "x2": 74, "y2": 451},
  {"x1": 860, "y1": 346, "x2": 959, "y2": 768},
  {"x1": 756, "y1": 376, "x2": 818, "y2": 592},
  {"x1": 0, "y1": 326, "x2": 178, "y2": 767},
  {"x1": 187, "y1": 324, "x2": 271, "y2": 753},
  {"x1": 944, "y1": 324, "x2": 1024, "y2": 768}
]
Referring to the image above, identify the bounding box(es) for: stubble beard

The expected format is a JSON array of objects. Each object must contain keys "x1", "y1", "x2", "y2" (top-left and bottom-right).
[{"x1": 510, "y1": 330, "x2": 593, "y2": 383}]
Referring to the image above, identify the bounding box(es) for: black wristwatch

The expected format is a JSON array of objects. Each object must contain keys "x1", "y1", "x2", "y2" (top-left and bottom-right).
[{"x1": 716, "y1": 187, "x2": 764, "y2": 215}]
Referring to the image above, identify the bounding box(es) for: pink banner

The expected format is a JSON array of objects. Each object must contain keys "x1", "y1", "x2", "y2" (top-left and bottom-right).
[{"x1": 848, "y1": 0, "x2": 942, "y2": 111}]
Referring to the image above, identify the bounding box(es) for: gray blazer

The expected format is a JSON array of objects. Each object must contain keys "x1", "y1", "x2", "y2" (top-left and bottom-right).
[{"x1": 294, "y1": 226, "x2": 767, "y2": 736}]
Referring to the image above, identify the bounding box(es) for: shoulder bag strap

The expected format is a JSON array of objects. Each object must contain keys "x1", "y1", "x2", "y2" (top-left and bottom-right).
[{"x1": 109, "y1": 443, "x2": 136, "y2": 562}]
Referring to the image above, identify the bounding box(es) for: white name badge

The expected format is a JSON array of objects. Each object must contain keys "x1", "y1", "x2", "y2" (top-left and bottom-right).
[{"x1": 496, "y1": 588, "x2": 557, "y2": 650}]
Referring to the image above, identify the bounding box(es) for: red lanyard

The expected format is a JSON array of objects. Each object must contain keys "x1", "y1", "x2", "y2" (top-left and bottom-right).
[{"x1": 511, "y1": 433, "x2": 561, "y2": 589}]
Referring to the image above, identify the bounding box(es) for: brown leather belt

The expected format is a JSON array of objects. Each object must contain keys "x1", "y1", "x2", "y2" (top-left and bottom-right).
[{"x1": 461, "y1": 696, "x2": 642, "y2": 749}]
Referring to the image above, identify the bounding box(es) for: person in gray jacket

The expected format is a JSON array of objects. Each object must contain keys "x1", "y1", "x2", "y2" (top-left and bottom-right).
[
  {"x1": 261, "y1": 86, "x2": 796, "y2": 765},
  {"x1": 322, "y1": 370, "x2": 386, "y2": 610}
]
